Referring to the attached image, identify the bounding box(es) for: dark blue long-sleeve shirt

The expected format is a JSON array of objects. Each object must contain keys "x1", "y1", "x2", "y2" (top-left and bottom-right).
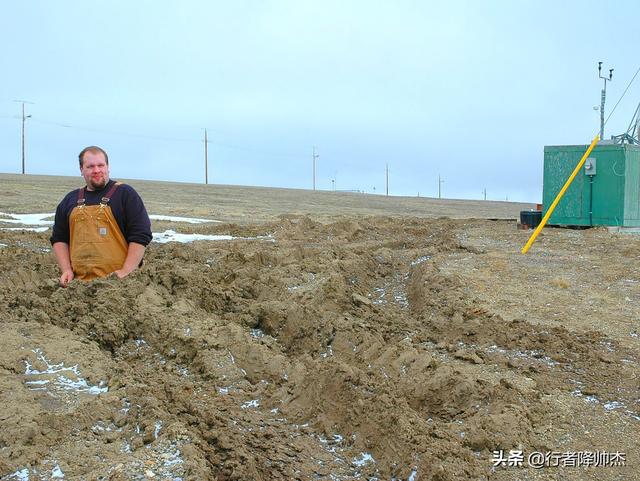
[{"x1": 50, "y1": 180, "x2": 152, "y2": 246}]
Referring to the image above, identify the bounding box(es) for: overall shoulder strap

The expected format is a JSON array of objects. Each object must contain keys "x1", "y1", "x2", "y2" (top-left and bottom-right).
[{"x1": 100, "y1": 182, "x2": 123, "y2": 205}]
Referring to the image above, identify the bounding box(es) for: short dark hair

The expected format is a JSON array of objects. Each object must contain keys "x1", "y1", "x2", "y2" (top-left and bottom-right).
[{"x1": 79, "y1": 146, "x2": 109, "y2": 167}]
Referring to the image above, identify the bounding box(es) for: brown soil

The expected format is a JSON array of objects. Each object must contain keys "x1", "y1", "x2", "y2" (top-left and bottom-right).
[{"x1": 0, "y1": 174, "x2": 637, "y2": 481}]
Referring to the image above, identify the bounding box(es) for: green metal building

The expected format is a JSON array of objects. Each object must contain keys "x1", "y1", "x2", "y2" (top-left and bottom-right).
[{"x1": 543, "y1": 143, "x2": 640, "y2": 227}]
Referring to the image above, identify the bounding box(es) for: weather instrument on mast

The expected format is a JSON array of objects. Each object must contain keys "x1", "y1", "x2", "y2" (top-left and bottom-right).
[{"x1": 597, "y1": 61, "x2": 613, "y2": 140}]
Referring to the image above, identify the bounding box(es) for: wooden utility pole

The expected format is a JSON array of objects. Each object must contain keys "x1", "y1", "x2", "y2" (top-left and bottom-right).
[
  {"x1": 21, "y1": 103, "x2": 26, "y2": 175},
  {"x1": 438, "y1": 175, "x2": 444, "y2": 199},
  {"x1": 204, "y1": 128, "x2": 208, "y2": 184},
  {"x1": 483, "y1": 188, "x2": 487, "y2": 200},
  {"x1": 312, "y1": 146, "x2": 318, "y2": 190},
  {"x1": 14, "y1": 100, "x2": 33, "y2": 175},
  {"x1": 385, "y1": 163, "x2": 389, "y2": 196}
]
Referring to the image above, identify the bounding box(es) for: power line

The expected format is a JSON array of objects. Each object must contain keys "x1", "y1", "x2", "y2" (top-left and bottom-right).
[
  {"x1": 26, "y1": 116, "x2": 307, "y2": 158},
  {"x1": 604, "y1": 64, "x2": 640, "y2": 129},
  {"x1": 30, "y1": 117, "x2": 197, "y2": 143}
]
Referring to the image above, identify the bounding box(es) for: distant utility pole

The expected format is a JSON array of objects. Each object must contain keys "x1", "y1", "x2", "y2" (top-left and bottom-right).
[
  {"x1": 204, "y1": 128, "x2": 209, "y2": 184},
  {"x1": 312, "y1": 146, "x2": 319, "y2": 190},
  {"x1": 483, "y1": 188, "x2": 487, "y2": 200},
  {"x1": 385, "y1": 163, "x2": 389, "y2": 196},
  {"x1": 598, "y1": 61, "x2": 614, "y2": 139},
  {"x1": 14, "y1": 100, "x2": 33, "y2": 175},
  {"x1": 438, "y1": 175, "x2": 444, "y2": 199}
]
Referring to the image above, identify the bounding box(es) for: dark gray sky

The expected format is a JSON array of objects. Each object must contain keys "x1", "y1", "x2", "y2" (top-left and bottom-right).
[{"x1": 2, "y1": 0, "x2": 640, "y2": 201}]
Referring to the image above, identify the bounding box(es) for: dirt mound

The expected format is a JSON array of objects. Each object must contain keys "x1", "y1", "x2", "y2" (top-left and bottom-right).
[{"x1": 0, "y1": 217, "x2": 637, "y2": 480}]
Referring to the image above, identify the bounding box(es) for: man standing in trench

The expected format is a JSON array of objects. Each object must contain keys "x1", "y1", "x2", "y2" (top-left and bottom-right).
[{"x1": 50, "y1": 146, "x2": 152, "y2": 287}]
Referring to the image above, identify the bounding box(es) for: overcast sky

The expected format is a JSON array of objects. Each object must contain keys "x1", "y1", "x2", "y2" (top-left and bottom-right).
[{"x1": 1, "y1": 0, "x2": 640, "y2": 202}]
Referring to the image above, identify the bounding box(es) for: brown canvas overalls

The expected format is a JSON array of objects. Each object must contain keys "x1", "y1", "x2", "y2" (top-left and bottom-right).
[{"x1": 69, "y1": 182, "x2": 128, "y2": 280}]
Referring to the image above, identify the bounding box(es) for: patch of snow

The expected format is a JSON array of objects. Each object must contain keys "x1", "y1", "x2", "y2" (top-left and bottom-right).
[
  {"x1": 3, "y1": 468, "x2": 29, "y2": 481},
  {"x1": 241, "y1": 399, "x2": 260, "y2": 409},
  {"x1": 394, "y1": 293, "x2": 407, "y2": 305},
  {"x1": 250, "y1": 328, "x2": 265, "y2": 339},
  {"x1": 152, "y1": 230, "x2": 273, "y2": 244},
  {"x1": 152, "y1": 230, "x2": 233, "y2": 244},
  {"x1": 92, "y1": 421, "x2": 115, "y2": 433},
  {"x1": 149, "y1": 214, "x2": 221, "y2": 224},
  {"x1": 163, "y1": 448, "x2": 184, "y2": 468},
  {"x1": 626, "y1": 410, "x2": 640, "y2": 421},
  {"x1": 56, "y1": 377, "x2": 108, "y2": 395},
  {"x1": 352, "y1": 452, "x2": 375, "y2": 467},
  {"x1": 0, "y1": 212, "x2": 54, "y2": 226},
  {"x1": 51, "y1": 464, "x2": 64, "y2": 479},
  {"x1": 321, "y1": 345, "x2": 334, "y2": 358},
  {"x1": 411, "y1": 255, "x2": 431, "y2": 266},
  {"x1": 0, "y1": 227, "x2": 50, "y2": 232},
  {"x1": 120, "y1": 399, "x2": 131, "y2": 415},
  {"x1": 372, "y1": 287, "x2": 386, "y2": 304},
  {"x1": 24, "y1": 348, "x2": 108, "y2": 395},
  {"x1": 603, "y1": 401, "x2": 624, "y2": 411}
]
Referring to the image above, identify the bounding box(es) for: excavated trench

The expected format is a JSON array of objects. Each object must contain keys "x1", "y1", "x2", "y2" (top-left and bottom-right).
[{"x1": 0, "y1": 216, "x2": 637, "y2": 480}]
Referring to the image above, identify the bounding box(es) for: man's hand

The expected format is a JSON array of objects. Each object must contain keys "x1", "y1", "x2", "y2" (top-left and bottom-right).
[
  {"x1": 60, "y1": 269, "x2": 74, "y2": 287},
  {"x1": 53, "y1": 242, "x2": 74, "y2": 287},
  {"x1": 112, "y1": 269, "x2": 131, "y2": 279},
  {"x1": 114, "y1": 242, "x2": 146, "y2": 279}
]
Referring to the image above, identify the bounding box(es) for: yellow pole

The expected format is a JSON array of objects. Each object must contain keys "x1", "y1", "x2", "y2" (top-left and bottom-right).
[{"x1": 521, "y1": 134, "x2": 600, "y2": 254}]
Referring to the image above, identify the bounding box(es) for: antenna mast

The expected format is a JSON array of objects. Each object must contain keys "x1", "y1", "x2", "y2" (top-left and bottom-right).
[{"x1": 598, "y1": 61, "x2": 614, "y2": 140}]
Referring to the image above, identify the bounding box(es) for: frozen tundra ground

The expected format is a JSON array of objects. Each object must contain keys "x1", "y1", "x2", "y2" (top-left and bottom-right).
[{"x1": 0, "y1": 173, "x2": 637, "y2": 481}]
